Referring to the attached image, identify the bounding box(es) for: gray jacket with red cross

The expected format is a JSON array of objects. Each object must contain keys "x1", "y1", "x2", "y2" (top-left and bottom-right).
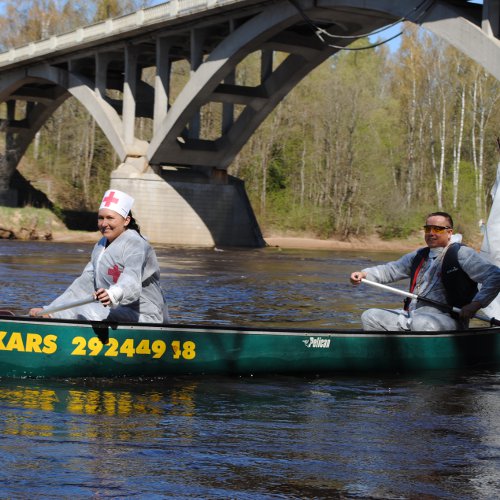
[{"x1": 44, "y1": 229, "x2": 165, "y2": 323}]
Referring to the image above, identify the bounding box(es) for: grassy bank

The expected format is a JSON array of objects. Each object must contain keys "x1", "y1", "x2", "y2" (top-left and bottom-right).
[
  {"x1": 0, "y1": 206, "x2": 65, "y2": 240},
  {"x1": 0, "y1": 206, "x2": 99, "y2": 242}
]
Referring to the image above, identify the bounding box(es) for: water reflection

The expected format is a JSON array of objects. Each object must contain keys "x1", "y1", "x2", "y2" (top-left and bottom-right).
[{"x1": 0, "y1": 372, "x2": 499, "y2": 497}]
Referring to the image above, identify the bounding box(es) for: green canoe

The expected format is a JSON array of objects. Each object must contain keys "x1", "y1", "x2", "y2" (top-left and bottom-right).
[{"x1": 1, "y1": 313, "x2": 500, "y2": 377}]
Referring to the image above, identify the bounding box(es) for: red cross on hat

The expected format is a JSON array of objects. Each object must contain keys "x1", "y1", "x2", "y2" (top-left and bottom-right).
[
  {"x1": 99, "y1": 189, "x2": 135, "y2": 218},
  {"x1": 102, "y1": 191, "x2": 119, "y2": 207}
]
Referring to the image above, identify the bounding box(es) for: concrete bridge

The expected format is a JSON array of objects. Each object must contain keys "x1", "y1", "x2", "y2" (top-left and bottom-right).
[{"x1": 0, "y1": 0, "x2": 499, "y2": 246}]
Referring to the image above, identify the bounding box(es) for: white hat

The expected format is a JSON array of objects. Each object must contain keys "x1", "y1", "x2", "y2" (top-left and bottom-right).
[{"x1": 99, "y1": 189, "x2": 134, "y2": 218}]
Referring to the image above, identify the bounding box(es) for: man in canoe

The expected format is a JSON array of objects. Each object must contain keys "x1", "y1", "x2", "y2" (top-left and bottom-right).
[
  {"x1": 350, "y1": 211, "x2": 500, "y2": 331},
  {"x1": 29, "y1": 189, "x2": 167, "y2": 323}
]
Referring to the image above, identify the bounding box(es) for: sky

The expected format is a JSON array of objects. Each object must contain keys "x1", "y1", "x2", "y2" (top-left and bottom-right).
[{"x1": 369, "y1": 22, "x2": 403, "y2": 52}]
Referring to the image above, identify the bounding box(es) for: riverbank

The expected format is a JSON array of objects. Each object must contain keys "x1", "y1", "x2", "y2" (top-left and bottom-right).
[
  {"x1": 26, "y1": 228, "x2": 486, "y2": 253},
  {"x1": 51, "y1": 229, "x2": 100, "y2": 243},
  {"x1": 264, "y1": 230, "x2": 485, "y2": 252},
  {"x1": 51, "y1": 230, "x2": 423, "y2": 251},
  {"x1": 0, "y1": 207, "x2": 99, "y2": 243},
  {"x1": 1, "y1": 207, "x2": 482, "y2": 251},
  {"x1": 264, "y1": 234, "x2": 424, "y2": 252}
]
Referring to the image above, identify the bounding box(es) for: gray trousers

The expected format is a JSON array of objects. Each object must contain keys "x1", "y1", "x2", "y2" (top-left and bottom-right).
[{"x1": 361, "y1": 306, "x2": 460, "y2": 331}]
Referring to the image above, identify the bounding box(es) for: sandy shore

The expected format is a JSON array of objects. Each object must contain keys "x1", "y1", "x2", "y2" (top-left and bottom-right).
[
  {"x1": 50, "y1": 230, "x2": 480, "y2": 253},
  {"x1": 52, "y1": 230, "x2": 101, "y2": 243},
  {"x1": 264, "y1": 234, "x2": 424, "y2": 252}
]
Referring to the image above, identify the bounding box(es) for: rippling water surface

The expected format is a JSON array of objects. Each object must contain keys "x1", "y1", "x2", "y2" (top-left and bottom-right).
[{"x1": 0, "y1": 240, "x2": 499, "y2": 499}]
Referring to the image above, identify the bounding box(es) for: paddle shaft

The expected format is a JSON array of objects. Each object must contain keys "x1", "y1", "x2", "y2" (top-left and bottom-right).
[
  {"x1": 361, "y1": 278, "x2": 500, "y2": 326},
  {"x1": 34, "y1": 295, "x2": 97, "y2": 316}
]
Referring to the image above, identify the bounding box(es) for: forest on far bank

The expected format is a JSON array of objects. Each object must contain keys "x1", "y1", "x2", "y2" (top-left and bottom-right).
[{"x1": 0, "y1": 1, "x2": 499, "y2": 243}]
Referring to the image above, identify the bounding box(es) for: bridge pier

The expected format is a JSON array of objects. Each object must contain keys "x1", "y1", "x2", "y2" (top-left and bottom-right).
[{"x1": 109, "y1": 162, "x2": 265, "y2": 247}]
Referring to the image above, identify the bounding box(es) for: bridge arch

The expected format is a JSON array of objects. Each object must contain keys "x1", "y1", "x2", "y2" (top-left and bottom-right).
[
  {"x1": 148, "y1": 0, "x2": 500, "y2": 170},
  {"x1": 29, "y1": 65, "x2": 130, "y2": 160},
  {"x1": 0, "y1": 71, "x2": 68, "y2": 196}
]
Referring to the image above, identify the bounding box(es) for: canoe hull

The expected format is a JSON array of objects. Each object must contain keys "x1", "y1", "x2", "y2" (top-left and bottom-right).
[{"x1": 1, "y1": 316, "x2": 500, "y2": 377}]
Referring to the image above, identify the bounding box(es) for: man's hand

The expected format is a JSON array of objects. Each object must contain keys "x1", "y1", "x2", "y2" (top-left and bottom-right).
[
  {"x1": 459, "y1": 301, "x2": 482, "y2": 320},
  {"x1": 350, "y1": 271, "x2": 367, "y2": 285}
]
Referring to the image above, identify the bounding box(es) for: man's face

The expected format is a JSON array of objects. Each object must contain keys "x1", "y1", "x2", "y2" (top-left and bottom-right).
[{"x1": 424, "y1": 215, "x2": 453, "y2": 248}]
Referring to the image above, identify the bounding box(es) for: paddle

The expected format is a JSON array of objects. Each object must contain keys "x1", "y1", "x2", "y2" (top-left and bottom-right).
[
  {"x1": 361, "y1": 278, "x2": 500, "y2": 326},
  {"x1": 0, "y1": 296, "x2": 98, "y2": 317},
  {"x1": 33, "y1": 295, "x2": 98, "y2": 317}
]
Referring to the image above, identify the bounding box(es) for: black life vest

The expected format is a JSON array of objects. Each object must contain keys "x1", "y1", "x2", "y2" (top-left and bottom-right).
[{"x1": 405, "y1": 243, "x2": 478, "y2": 310}]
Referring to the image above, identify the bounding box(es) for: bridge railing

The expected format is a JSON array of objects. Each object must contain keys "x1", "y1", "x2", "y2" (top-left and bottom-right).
[{"x1": 0, "y1": 0, "x2": 240, "y2": 68}]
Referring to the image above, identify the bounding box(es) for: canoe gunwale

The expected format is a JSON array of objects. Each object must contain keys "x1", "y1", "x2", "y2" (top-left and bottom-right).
[{"x1": 0, "y1": 313, "x2": 499, "y2": 339}]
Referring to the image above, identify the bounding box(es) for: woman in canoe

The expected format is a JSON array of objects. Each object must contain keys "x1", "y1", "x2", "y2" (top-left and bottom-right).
[{"x1": 29, "y1": 189, "x2": 166, "y2": 323}]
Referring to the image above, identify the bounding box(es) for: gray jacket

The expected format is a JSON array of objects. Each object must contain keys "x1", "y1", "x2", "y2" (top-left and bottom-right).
[
  {"x1": 363, "y1": 245, "x2": 500, "y2": 311},
  {"x1": 44, "y1": 229, "x2": 165, "y2": 323}
]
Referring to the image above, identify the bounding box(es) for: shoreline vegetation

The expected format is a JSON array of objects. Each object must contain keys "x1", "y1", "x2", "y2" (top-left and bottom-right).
[{"x1": 1, "y1": 206, "x2": 483, "y2": 253}]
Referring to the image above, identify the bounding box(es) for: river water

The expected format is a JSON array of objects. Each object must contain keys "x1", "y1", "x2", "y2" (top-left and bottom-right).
[{"x1": 0, "y1": 239, "x2": 499, "y2": 499}]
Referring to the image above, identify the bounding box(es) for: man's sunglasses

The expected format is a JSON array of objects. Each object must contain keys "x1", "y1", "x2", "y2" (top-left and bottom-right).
[{"x1": 423, "y1": 225, "x2": 452, "y2": 234}]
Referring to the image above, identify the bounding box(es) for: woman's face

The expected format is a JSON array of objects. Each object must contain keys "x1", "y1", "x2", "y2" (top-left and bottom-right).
[{"x1": 97, "y1": 208, "x2": 130, "y2": 243}]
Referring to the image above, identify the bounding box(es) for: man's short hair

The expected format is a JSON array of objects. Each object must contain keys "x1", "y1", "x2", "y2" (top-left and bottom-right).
[{"x1": 426, "y1": 211, "x2": 454, "y2": 228}]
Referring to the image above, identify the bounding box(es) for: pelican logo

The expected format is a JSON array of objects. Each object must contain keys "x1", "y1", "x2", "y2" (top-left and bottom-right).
[{"x1": 303, "y1": 337, "x2": 331, "y2": 348}]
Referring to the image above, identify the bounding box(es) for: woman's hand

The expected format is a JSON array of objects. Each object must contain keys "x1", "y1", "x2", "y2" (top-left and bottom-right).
[
  {"x1": 95, "y1": 288, "x2": 112, "y2": 307},
  {"x1": 29, "y1": 307, "x2": 50, "y2": 318}
]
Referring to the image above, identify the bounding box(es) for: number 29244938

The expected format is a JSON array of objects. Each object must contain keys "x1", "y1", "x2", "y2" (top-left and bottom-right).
[{"x1": 71, "y1": 336, "x2": 196, "y2": 359}]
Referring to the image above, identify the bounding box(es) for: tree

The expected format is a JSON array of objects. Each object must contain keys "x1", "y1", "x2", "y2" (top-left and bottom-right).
[
  {"x1": 0, "y1": 0, "x2": 91, "y2": 49},
  {"x1": 470, "y1": 67, "x2": 500, "y2": 217},
  {"x1": 93, "y1": 0, "x2": 147, "y2": 21}
]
